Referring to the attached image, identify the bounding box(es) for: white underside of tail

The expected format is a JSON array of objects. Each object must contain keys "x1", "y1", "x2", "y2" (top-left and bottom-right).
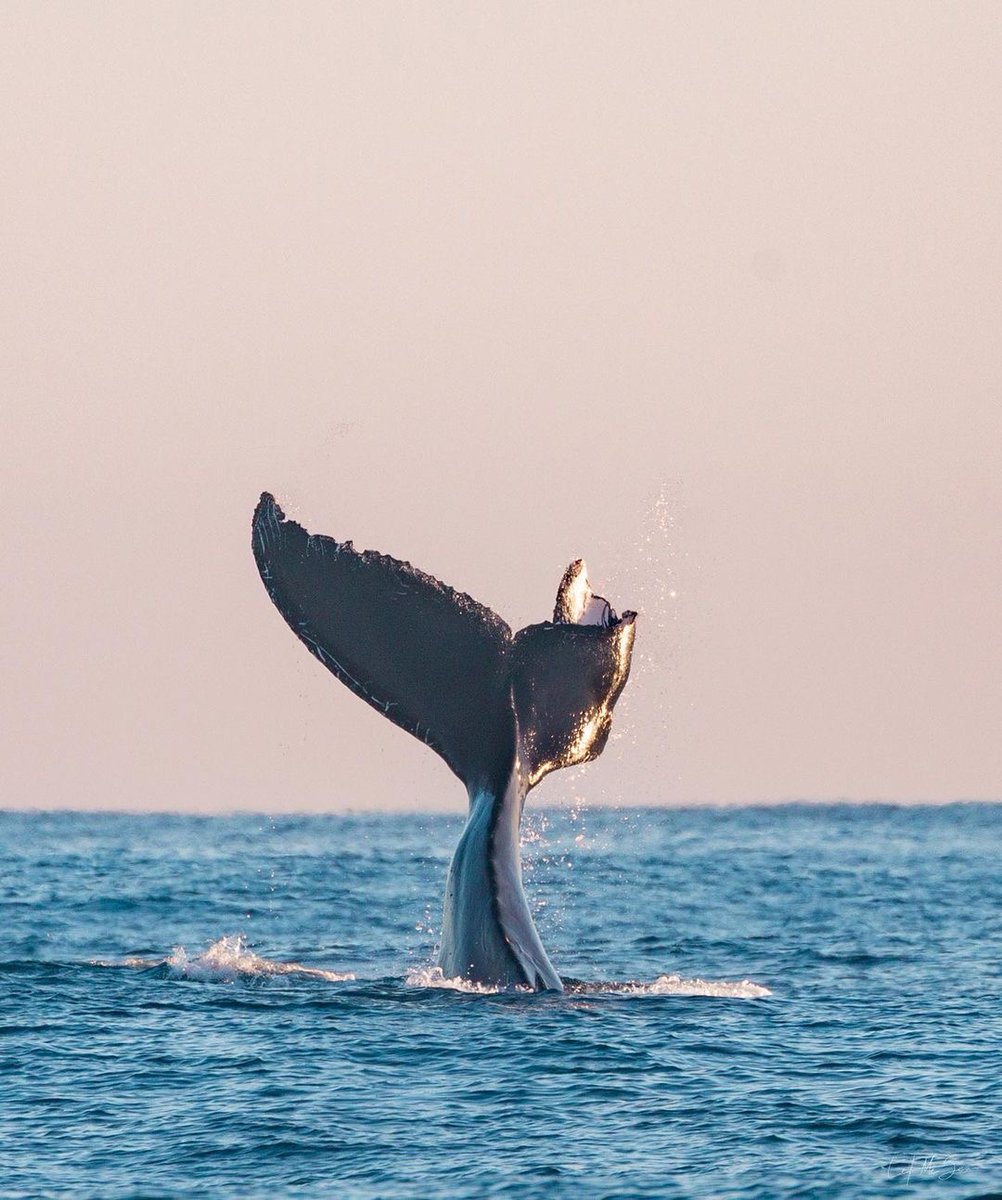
[{"x1": 438, "y1": 776, "x2": 562, "y2": 991}]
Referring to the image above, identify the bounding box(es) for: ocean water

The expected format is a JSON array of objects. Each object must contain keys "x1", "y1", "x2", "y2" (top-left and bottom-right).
[{"x1": 1, "y1": 803, "x2": 999, "y2": 1199}]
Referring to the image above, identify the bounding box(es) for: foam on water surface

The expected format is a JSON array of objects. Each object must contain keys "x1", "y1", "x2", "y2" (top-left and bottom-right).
[
  {"x1": 404, "y1": 964, "x2": 770, "y2": 998},
  {"x1": 404, "y1": 965, "x2": 511, "y2": 994},
  {"x1": 609, "y1": 973, "x2": 771, "y2": 998},
  {"x1": 101, "y1": 934, "x2": 354, "y2": 983},
  {"x1": 100, "y1": 946, "x2": 769, "y2": 998}
]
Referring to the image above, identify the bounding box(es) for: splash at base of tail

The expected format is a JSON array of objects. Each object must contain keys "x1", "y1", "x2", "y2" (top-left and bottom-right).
[{"x1": 252, "y1": 494, "x2": 636, "y2": 992}]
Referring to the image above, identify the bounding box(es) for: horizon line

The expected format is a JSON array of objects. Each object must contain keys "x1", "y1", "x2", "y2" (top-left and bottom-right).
[{"x1": 2, "y1": 797, "x2": 999, "y2": 818}]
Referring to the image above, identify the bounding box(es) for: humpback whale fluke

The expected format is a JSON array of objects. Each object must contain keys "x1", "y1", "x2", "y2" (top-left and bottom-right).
[{"x1": 252, "y1": 492, "x2": 636, "y2": 991}]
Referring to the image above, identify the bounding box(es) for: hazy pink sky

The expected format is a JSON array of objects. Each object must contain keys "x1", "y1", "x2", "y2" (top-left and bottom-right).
[{"x1": 2, "y1": 3, "x2": 1000, "y2": 811}]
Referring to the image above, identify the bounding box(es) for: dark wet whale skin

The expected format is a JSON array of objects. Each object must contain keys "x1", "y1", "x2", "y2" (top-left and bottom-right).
[{"x1": 252, "y1": 493, "x2": 636, "y2": 991}]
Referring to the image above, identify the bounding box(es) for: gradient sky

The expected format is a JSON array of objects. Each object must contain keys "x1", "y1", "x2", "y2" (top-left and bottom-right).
[{"x1": 2, "y1": 3, "x2": 1000, "y2": 811}]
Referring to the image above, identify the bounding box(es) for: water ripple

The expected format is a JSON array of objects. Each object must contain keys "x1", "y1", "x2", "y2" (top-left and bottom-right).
[{"x1": 1, "y1": 804, "x2": 999, "y2": 1199}]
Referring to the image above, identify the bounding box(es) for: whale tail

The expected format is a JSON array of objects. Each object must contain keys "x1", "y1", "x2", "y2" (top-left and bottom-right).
[
  {"x1": 252, "y1": 492, "x2": 636, "y2": 991},
  {"x1": 252, "y1": 492, "x2": 635, "y2": 795}
]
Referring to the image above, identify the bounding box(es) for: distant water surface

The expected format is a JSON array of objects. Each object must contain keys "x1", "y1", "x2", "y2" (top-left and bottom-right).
[{"x1": 1, "y1": 804, "x2": 999, "y2": 1198}]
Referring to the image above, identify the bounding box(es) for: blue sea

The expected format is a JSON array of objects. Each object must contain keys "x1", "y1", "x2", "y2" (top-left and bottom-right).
[{"x1": 1, "y1": 804, "x2": 999, "y2": 1199}]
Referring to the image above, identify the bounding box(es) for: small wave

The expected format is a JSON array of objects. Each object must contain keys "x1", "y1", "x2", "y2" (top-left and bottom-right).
[{"x1": 97, "y1": 935, "x2": 354, "y2": 983}]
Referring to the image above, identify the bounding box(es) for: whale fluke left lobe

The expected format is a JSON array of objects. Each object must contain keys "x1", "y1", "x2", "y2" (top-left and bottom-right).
[{"x1": 252, "y1": 493, "x2": 516, "y2": 787}]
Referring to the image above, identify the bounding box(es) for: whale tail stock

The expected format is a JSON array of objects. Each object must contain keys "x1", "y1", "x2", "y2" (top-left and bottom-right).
[{"x1": 252, "y1": 492, "x2": 636, "y2": 989}]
